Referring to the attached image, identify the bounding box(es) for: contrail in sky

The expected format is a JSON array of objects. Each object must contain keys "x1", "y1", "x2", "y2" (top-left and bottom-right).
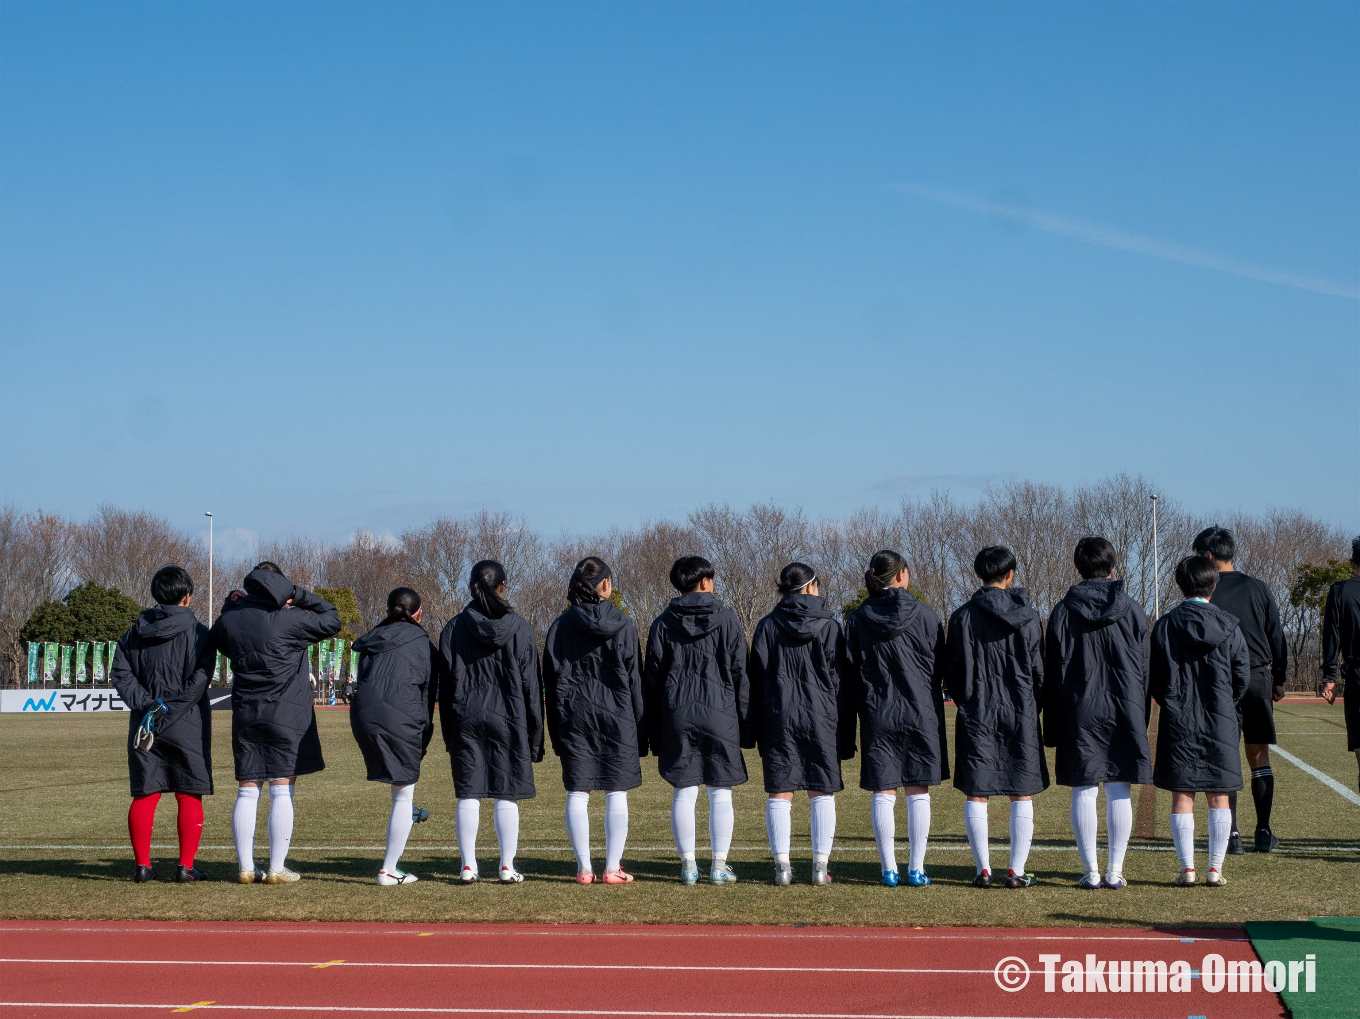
[{"x1": 894, "y1": 182, "x2": 1360, "y2": 300}]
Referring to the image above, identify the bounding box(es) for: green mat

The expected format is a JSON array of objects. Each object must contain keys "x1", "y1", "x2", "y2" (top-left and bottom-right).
[{"x1": 1245, "y1": 917, "x2": 1360, "y2": 1019}]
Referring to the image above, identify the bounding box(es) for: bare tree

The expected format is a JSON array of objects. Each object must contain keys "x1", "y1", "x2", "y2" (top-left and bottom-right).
[
  {"x1": 70, "y1": 506, "x2": 203, "y2": 607},
  {"x1": 613, "y1": 519, "x2": 698, "y2": 632},
  {"x1": 0, "y1": 507, "x2": 76, "y2": 685},
  {"x1": 690, "y1": 502, "x2": 811, "y2": 638}
]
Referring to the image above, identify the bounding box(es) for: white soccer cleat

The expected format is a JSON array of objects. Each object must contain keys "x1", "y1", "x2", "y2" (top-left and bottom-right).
[
  {"x1": 1103, "y1": 872, "x2": 1127, "y2": 890},
  {"x1": 460, "y1": 866, "x2": 479, "y2": 884},
  {"x1": 499, "y1": 866, "x2": 525, "y2": 884},
  {"x1": 377, "y1": 869, "x2": 418, "y2": 886},
  {"x1": 1205, "y1": 868, "x2": 1227, "y2": 887},
  {"x1": 1173, "y1": 867, "x2": 1196, "y2": 887}
]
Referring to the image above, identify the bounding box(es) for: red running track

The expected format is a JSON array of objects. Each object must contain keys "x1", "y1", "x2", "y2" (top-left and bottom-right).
[{"x1": 0, "y1": 921, "x2": 1284, "y2": 1019}]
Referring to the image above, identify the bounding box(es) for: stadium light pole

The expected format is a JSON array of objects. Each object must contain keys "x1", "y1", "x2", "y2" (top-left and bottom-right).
[
  {"x1": 1150, "y1": 494, "x2": 1160, "y2": 619},
  {"x1": 205, "y1": 512, "x2": 213, "y2": 624}
]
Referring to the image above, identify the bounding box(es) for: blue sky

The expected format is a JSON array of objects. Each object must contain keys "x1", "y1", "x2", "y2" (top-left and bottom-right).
[{"x1": 2, "y1": 1, "x2": 1356, "y2": 552}]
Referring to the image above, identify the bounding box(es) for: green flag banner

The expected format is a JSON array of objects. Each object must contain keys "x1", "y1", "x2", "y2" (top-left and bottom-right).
[
  {"x1": 332, "y1": 639, "x2": 345, "y2": 685},
  {"x1": 27, "y1": 643, "x2": 39, "y2": 684},
  {"x1": 59, "y1": 645, "x2": 72, "y2": 686},
  {"x1": 90, "y1": 642, "x2": 104, "y2": 684},
  {"x1": 44, "y1": 643, "x2": 58, "y2": 684},
  {"x1": 349, "y1": 648, "x2": 358, "y2": 681},
  {"x1": 75, "y1": 642, "x2": 88, "y2": 684}
]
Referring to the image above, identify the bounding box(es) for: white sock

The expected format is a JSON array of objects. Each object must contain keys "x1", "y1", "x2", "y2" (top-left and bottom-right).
[
  {"x1": 383, "y1": 783, "x2": 415, "y2": 873},
  {"x1": 766, "y1": 798, "x2": 792, "y2": 863},
  {"x1": 565, "y1": 791, "x2": 591, "y2": 873},
  {"x1": 671, "y1": 785, "x2": 698, "y2": 861},
  {"x1": 906, "y1": 793, "x2": 931, "y2": 873},
  {"x1": 1207, "y1": 807, "x2": 1232, "y2": 872},
  {"x1": 871, "y1": 793, "x2": 897, "y2": 874},
  {"x1": 708, "y1": 786, "x2": 734, "y2": 865},
  {"x1": 493, "y1": 798, "x2": 519, "y2": 871},
  {"x1": 1170, "y1": 811, "x2": 1195, "y2": 871},
  {"x1": 1104, "y1": 783, "x2": 1132, "y2": 878},
  {"x1": 604, "y1": 791, "x2": 628, "y2": 872},
  {"x1": 964, "y1": 800, "x2": 989, "y2": 875},
  {"x1": 809, "y1": 794, "x2": 835, "y2": 864},
  {"x1": 1008, "y1": 800, "x2": 1034, "y2": 875},
  {"x1": 267, "y1": 783, "x2": 294, "y2": 873},
  {"x1": 1071, "y1": 785, "x2": 1099, "y2": 877},
  {"x1": 232, "y1": 785, "x2": 260, "y2": 872},
  {"x1": 456, "y1": 798, "x2": 480, "y2": 874}
]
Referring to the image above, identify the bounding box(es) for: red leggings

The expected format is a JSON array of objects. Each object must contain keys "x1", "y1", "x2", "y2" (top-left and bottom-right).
[{"x1": 128, "y1": 793, "x2": 203, "y2": 868}]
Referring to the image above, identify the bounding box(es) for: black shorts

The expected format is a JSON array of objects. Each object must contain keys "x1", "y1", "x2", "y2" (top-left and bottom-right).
[
  {"x1": 1346, "y1": 680, "x2": 1359, "y2": 752},
  {"x1": 1238, "y1": 667, "x2": 1276, "y2": 745}
]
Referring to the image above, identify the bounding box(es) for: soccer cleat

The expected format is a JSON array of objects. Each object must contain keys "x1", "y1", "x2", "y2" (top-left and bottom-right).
[
  {"x1": 499, "y1": 866, "x2": 525, "y2": 884},
  {"x1": 602, "y1": 869, "x2": 634, "y2": 885},
  {"x1": 132, "y1": 864, "x2": 155, "y2": 884},
  {"x1": 376, "y1": 869, "x2": 418, "y2": 886},
  {"x1": 411, "y1": 806, "x2": 430, "y2": 824},
  {"x1": 1103, "y1": 872, "x2": 1127, "y2": 890},
  {"x1": 880, "y1": 870, "x2": 900, "y2": 888},
  {"x1": 575, "y1": 870, "x2": 595, "y2": 885},
  {"x1": 1206, "y1": 868, "x2": 1227, "y2": 887},
  {"x1": 709, "y1": 863, "x2": 738, "y2": 885},
  {"x1": 1226, "y1": 831, "x2": 1244, "y2": 855},
  {"x1": 774, "y1": 862, "x2": 794, "y2": 886},
  {"x1": 972, "y1": 871, "x2": 993, "y2": 889},
  {"x1": 459, "y1": 866, "x2": 479, "y2": 884},
  {"x1": 906, "y1": 870, "x2": 931, "y2": 887},
  {"x1": 1173, "y1": 867, "x2": 1196, "y2": 886},
  {"x1": 1077, "y1": 873, "x2": 1102, "y2": 890},
  {"x1": 1004, "y1": 869, "x2": 1036, "y2": 889},
  {"x1": 679, "y1": 861, "x2": 700, "y2": 885},
  {"x1": 1254, "y1": 827, "x2": 1279, "y2": 853},
  {"x1": 811, "y1": 861, "x2": 832, "y2": 886},
  {"x1": 264, "y1": 867, "x2": 301, "y2": 884},
  {"x1": 238, "y1": 868, "x2": 265, "y2": 884},
  {"x1": 176, "y1": 864, "x2": 207, "y2": 883}
]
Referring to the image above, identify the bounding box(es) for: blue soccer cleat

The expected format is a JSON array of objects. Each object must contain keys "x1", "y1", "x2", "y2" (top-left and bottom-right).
[
  {"x1": 680, "y1": 861, "x2": 700, "y2": 885},
  {"x1": 881, "y1": 870, "x2": 900, "y2": 887},
  {"x1": 906, "y1": 870, "x2": 931, "y2": 887}
]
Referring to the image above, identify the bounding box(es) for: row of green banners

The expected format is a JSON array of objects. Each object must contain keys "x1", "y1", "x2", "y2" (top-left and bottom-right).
[
  {"x1": 310, "y1": 639, "x2": 358, "y2": 686},
  {"x1": 25, "y1": 642, "x2": 237, "y2": 686}
]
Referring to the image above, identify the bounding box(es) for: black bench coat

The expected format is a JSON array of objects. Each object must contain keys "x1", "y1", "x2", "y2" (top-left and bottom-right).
[{"x1": 350, "y1": 620, "x2": 440, "y2": 785}]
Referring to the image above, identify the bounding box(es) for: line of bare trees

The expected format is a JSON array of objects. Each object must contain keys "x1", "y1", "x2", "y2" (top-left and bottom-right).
[{"x1": 2, "y1": 474, "x2": 1350, "y2": 689}]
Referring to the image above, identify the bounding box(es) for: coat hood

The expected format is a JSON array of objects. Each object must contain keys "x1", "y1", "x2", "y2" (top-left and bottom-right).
[
  {"x1": 1166, "y1": 599, "x2": 1239, "y2": 652},
  {"x1": 243, "y1": 568, "x2": 295, "y2": 609},
  {"x1": 1062, "y1": 578, "x2": 1132, "y2": 624},
  {"x1": 354, "y1": 619, "x2": 428, "y2": 655},
  {"x1": 564, "y1": 600, "x2": 630, "y2": 639},
  {"x1": 135, "y1": 604, "x2": 200, "y2": 642},
  {"x1": 854, "y1": 587, "x2": 926, "y2": 639},
  {"x1": 970, "y1": 585, "x2": 1035, "y2": 630},
  {"x1": 461, "y1": 602, "x2": 520, "y2": 649},
  {"x1": 662, "y1": 592, "x2": 725, "y2": 639},
  {"x1": 768, "y1": 593, "x2": 835, "y2": 643}
]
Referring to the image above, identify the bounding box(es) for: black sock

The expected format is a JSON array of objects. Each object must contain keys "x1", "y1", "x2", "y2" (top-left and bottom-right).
[
  {"x1": 1228, "y1": 791, "x2": 1238, "y2": 834},
  {"x1": 1251, "y1": 768, "x2": 1274, "y2": 831}
]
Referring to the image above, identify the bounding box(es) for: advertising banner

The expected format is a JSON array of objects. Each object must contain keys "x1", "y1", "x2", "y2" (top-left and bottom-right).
[
  {"x1": 1, "y1": 688, "x2": 128, "y2": 713},
  {"x1": 43, "y1": 643, "x2": 58, "y2": 684},
  {"x1": 223, "y1": 655, "x2": 232, "y2": 684},
  {"x1": 27, "y1": 643, "x2": 38, "y2": 684},
  {"x1": 59, "y1": 645, "x2": 72, "y2": 685},
  {"x1": 350, "y1": 648, "x2": 359, "y2": 682},
  {"x1": 90, "y1": 642, "x2": 105, "y2": 685},
  {"x1": 75, "y1": 642, "x2": 88, "y2": 684}
]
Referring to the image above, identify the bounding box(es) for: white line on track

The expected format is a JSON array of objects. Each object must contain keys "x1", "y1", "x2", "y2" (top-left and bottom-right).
[
  {"x1": 0, "y1": 958, "x2": 993, "y2": 974},
  {"x1": 1271, "y1": 743, "x2": 1360, "y2": 806}
]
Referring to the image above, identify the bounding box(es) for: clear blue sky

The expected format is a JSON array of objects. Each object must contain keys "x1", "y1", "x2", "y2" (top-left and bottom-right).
[{"x1": 2, "y1": 1, "x2": 1356, "y2": 553}]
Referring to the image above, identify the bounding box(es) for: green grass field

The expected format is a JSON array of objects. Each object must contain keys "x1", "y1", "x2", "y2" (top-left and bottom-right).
[{"x1": 1, "y1": 701, "x2": 1356, "y2": 927}]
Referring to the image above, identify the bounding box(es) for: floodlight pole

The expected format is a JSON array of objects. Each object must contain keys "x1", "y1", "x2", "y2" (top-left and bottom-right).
[
  {"x1": 1150, "y1": 494, "x2": 1160, "y2": 619},
  {"x1": 205, "y1": 512, "x2": 214, "y2": 624}
]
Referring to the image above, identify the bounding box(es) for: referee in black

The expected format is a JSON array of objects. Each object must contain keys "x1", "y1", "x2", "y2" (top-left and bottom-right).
[
  {"x1": 1193, "y1": 526, "x2": 1288, "y2": 853},
  {"x1": 1321, "y1": 537, "x2": 1360, "y2": 795}
]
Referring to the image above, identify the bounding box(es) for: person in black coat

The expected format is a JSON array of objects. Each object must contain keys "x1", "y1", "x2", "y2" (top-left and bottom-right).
[
  {"x1": 1152, "y1": 556, "x2": 1250, "y2": 888},
  {"x1": 844, "y1": 550, "x2": 948, "y2": 888},
  {"x1": 208, "y1": 562, "x2": 340, "y2": 885},
  {"x1": 350, "y1": 587, "x2": 441, "y2": 886},
  {"x1": 110, "y1": 565, "x2": 214, "y2": 884},
  {"x1": 1193, "y1": 525, "x2": 1288, "y2": 853},
  {"x1": 748, "y1": 562, "x2": 853, "y2": 888},
  {"x1": 1321, "y1": 537, "x2": 1360, "y2": 792},
  {"x1": 439, "y1": 560, "x2": 543, "y2": 884},
  {"x1": 543, "y1": 557, "x2": 646, "y2": 885},
  {"x1": 1043, "y1": 537, "x2": 1151, "y2": 891},
  {"x1": 946, "y1": 546, "x2": 1048, "y2": 889},
  {"x1": 644, "y1": 555, "x2": 751, "y2": 886}
]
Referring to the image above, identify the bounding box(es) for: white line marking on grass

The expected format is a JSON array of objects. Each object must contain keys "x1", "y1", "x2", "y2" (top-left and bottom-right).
[
  {"x1": 4, "y1": 843, "x2": 1357, "y2": 853},
  {"x1": 1271, "y1": 743, "x2": 1360, "y2": 806},
  {"x1": 0, "y1": 959, "x2": 991, "y2": 975}
]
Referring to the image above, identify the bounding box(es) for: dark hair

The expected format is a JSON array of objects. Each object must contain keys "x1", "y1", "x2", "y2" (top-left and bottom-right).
[
  {"x1": 1351, "y1": 536, "x2": 1360, "y2": 565},
  {"x1": 382, "y1": 587, "x2": 422, "y2": 626},
  {"x1": 864, "y1": 550, "x2": 907, "y2": 596},
  {"x1": 254, "y1": 561, "x2": 284, "y2": 574},
  {"x1": 670, "y1": 555, "x2": 714, "y2": 593},
  {"x1": 1073, "y1": 536, "x2": 1117, "y2": 580},
  {"x1": 151, "y1": 565, "x2": 193, "y2": 606},
  {"x1": 568, "y1": 557, "x2": 612, "y2": 606},
  {"x1": 1192, "y1": 526, "x2": 1235, "y2": 563},
  {"x1": 1175, "y1": 555, "x2": 1219, "y2": 599},
  {"x1": 777, "y1": 562, "x2": 817, "y2": 596},
  {"x1": 974, "y1": 545, "x2": 1017, "y2": 584},
  {"x1": 469, "y1": 559, "x2": 512, "y2": 619}
]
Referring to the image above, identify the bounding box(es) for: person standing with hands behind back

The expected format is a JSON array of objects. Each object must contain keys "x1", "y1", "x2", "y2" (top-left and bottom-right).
[{"x1": 1321, "y1": 538, "x2": 1360, "y2": 794}]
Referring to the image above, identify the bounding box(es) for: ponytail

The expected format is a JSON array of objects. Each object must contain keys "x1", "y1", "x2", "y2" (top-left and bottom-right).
[
  {"x1": 776, "y1": 561, "x2": 817, "y2": 596},
  {"x1": 568, "y1": 556, "x2": 612, "y2": 607},
  {"x1": 864, "y1": 550, "x2": 907, "y2": 596},
  {"x1": 469, "y1": 560, "x2": 512, "y2": 619},
  {"x1": 381, "y1": 587, "x2": 422, "y2": 626}
]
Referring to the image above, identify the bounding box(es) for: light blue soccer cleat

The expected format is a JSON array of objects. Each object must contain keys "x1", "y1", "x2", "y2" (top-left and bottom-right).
[
  {"x1": 881, "y1": 870, "x2": 900, "y2": 887},
  {"x1": 906, "y1": 870, "x2": 931, "y2": 887},
  {"x1": 709, "y1": 863, "x2": 738, "y2": 885},
  {"x1": 680, "y1": 861, "x2": 700, "y2": 885}
]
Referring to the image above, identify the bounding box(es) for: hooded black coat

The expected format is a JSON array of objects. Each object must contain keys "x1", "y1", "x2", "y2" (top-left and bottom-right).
[
  {"x1": 349, "y1": 620, "x2": 440, "y2": 785},
  {"x1": 845, "y1": 588, "x2": 950, "y2": 790},
  {"x1": 543, "y1": 601, "x2": 646, "y2": 793},
  {"x1": 1043, "y1": 579, "x2": 1153, "y2": 787},
  {"x1": 438, "y1": 604, "x2": 543, "y2": 800},
  {"x1": 110, "y1": 605, "x2": 215, "y2": 798},
  {"x1": 747, "y1": 594, "x2": 853, "y2": 794},
  {"x1": 1150, "y1": 599, "x2": 1250, "y2": 793},
  {"x1": 946, "y1": 586, "x2": 1049, "y2": 798},
  {"x1": 644, "y1": 592, "x2": 751, "y2": 788},
  {"x1": 209, "y1": 569, "x2": 340, "y2": 781}
]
